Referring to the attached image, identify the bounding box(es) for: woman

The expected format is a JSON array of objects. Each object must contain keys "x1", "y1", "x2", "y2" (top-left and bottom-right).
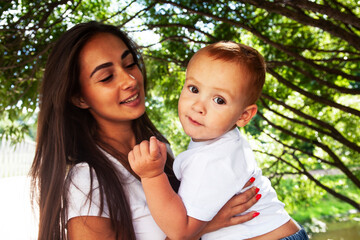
[{"x1": 30, "y1": 21, "x2": 259, "y2": 240}]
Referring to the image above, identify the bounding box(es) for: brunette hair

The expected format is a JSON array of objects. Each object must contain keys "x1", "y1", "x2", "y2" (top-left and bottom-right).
[
  {"x1": 197, "y1": 41, "x2": 266, "y2": 106},
  {"x1": 30, "y1": 21, "x2": 177, "y2": 240}
]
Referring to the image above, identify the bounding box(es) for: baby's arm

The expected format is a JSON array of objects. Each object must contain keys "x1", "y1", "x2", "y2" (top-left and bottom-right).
[{"x1": 129, "y1": 137, "x2": 207, "y2": 239}]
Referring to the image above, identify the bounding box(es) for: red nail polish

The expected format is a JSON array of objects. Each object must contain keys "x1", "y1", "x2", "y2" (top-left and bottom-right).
[
  {"x1": 256, "y1": 194, "x2": 262, "y2": 200},
  {"x1": 255, "y1": 187, "x2": 260, "y2": 194},
  {"x1": 250, "y1": 177, "x2": 255, "y2": 183},
  {"x1": 252, "y1": 212, "x2": 260, "y2": 218}
]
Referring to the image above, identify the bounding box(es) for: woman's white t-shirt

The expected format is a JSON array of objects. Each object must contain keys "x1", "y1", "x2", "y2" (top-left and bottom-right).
[{"x1": 66, "y1": 151, "x2": 166, "y2": 240}]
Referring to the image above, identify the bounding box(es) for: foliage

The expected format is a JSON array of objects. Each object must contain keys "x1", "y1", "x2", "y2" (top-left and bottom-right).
[{"x1": 276, "y1": 174, "x2": 360, "y2": 222}]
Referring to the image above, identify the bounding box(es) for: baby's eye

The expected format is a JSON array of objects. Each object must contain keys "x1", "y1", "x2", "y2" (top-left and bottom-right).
[
  {"x1": 189, "y1": 86, "x2": 199, "y2": 93},
  {"x1": 213, "y1": 97, "x2": 226, "y2": 105}
]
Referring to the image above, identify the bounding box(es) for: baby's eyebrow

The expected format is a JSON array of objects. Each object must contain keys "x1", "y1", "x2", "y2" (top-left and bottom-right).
[{"x1": 213, "y1": 86, "x2": 231, "y2": 96}]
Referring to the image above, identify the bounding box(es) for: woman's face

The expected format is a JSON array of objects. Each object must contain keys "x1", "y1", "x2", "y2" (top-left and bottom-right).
[{"x1": 76, "y1": 33, "x2": 146, "y2": 129}]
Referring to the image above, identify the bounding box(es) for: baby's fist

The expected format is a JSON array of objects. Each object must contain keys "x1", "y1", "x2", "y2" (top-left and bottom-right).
[{"x1": 128, "y1": 136, "x2": 167, "y2": 179}]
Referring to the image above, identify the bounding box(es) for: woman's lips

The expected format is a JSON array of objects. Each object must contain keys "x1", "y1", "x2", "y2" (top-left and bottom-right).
[{"x1": 120, "y1": 93, "x2": 139, "y2": 104}]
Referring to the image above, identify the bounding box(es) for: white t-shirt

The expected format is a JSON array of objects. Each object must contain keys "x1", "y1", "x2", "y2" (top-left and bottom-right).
[
  {"x1": 173, "y1": 128, "x2": 290, "y2": 240},
  {"x1": 66, "y1": 151, "x2": 166, "y2": 240}
]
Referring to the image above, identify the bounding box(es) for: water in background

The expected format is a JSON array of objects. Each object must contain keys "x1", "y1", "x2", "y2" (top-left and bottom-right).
[{"x1": 311, "y1": 220, "x2": 360, "y2": 240}]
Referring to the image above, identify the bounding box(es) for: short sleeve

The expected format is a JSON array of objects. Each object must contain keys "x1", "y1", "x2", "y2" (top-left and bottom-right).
[
  {"x1": 166, "y1": 144, "x2": 175, "y2": 159},
  {"x1": 66, "y1": 163, "x2": 109, "y2": 222}
]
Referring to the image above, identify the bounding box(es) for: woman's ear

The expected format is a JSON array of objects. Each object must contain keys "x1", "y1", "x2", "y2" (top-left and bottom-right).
[
  {"x1": 236, "y1": 104, "x2": 258, "y2": 127},
  {"x1": 71, "y1": 95, "x2": 89, "y2": 109}
]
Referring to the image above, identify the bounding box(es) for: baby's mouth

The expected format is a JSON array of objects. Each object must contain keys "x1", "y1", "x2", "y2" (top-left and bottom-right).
[{"x1": 188, "y1": 116, "x2": 202, "y2": 126}]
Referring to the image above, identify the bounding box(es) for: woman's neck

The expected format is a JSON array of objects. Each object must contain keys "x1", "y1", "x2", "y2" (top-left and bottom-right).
[{"x1": 98, "y1": 121, "x2": 136, "y2": 155}]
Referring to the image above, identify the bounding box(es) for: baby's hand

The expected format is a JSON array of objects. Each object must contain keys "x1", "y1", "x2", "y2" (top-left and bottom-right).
[{"x1": 128, "y1": 136, "x2": 167, "y2": 179}]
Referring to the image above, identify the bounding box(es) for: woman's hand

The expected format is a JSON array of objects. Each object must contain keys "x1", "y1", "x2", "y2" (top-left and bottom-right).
[{"x1": 197, "y1": 178, "x2": 261, "y2": 237}]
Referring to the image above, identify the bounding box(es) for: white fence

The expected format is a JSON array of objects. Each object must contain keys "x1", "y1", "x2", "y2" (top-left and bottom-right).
[{"x1": 0, "y1": 138, "x2": 36, "y2": 178}]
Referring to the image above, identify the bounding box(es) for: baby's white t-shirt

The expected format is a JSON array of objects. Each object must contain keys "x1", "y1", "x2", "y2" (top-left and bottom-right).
[{"x1": 173, "y1": 128, "x2": 290, "y2": 239}]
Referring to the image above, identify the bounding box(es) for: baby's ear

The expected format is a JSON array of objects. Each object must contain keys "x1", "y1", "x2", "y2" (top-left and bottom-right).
[
  {"x1": 71, "y1": 95, "x2": 90, "y2": 109},
  {"x1": 236, "y1": 104, "x2": 258, "y2": 127}
]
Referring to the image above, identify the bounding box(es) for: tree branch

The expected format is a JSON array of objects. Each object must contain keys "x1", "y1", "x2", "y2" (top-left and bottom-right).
[
  {"x1": 239, "y1": 0, "x2": 360, "y2": 50},
  {"x1": 147, "y1": 23, "x2": 218, "y2": 41},
  {"x1": 266, "y1": 61, "x2": 360, "y2": 95},
  {"x1": 260, "y1": 95, "x2": 360, "y2": 152},
  {"x1": 258, "y1": 112, "x2": 360, "y2": 188},
  {"x1": 116, "y1": 2, "x2": 157, "y2": 28},
  {"x1": 255, "y1": 149, "x2": 360, "y2": 210},
  {"x1": 259, "y1": 98, "x2": 360, "y2": 153},
  {"x1": 252, "y1": 124, "x2": 335, "y2": 166},
  {"x1": 140, "y1": 35, "x2": 210, "y2": 49},
  {"x1": 267, "y1": 67, "x2": 360, "y2": 117},
  {"x1": 143, "y1": 54, "x2": 187, "y2": 68},
  {"x1": 282, "y1": 0, "x2": 360, "y2": 29}
]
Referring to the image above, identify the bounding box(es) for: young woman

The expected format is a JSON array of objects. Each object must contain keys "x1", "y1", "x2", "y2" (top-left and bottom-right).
[{"x1": 30, "y1": 21, "x2": 259, "y2": 240}]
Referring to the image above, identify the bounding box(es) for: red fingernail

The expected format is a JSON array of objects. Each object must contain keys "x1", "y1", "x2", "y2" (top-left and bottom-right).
[
  {"x1": 250, "y1": 177, "x2": 255, "y2": 183},
  {"x1": 255, "y1": 187, "x2": 260, "y2": 194},
  {"x1": 252, "y1": 212, "x2": 260, "y2": 218},
  {"x1": 256, "y1": 194, "x2": 262, "y2": 200}
]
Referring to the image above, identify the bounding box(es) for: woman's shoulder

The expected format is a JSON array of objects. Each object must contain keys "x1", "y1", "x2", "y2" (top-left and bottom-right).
[
  {"x1": 67, "y1": 162, "x2": 98, "y2": 191},
  {"x1": 66, "y1": 162, "x2": 108, "y2": 221},
  {"x1": 70, "y1": 162, "x2": 91, "y2": 172},
  {"x1": 69, "y1": 162, "x2": 92, "y2": 179}
]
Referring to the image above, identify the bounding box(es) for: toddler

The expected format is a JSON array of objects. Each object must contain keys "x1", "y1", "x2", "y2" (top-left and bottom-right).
[{"x1": 129, "y1": 41, "x2": 308, "y2": 240}]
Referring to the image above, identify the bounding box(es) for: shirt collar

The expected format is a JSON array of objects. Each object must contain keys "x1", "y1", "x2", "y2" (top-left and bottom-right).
[{"x1": 188, "y1": 127, "x2": 241, "y2": 150}]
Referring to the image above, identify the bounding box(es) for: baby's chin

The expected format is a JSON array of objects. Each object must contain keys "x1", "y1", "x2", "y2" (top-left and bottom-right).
[
  {"x1": 190, "y1": 135, "x2": 219, "y2": 142},
  {"x1": 185, "y1": 130, "x2": 218, "y2": 142}
]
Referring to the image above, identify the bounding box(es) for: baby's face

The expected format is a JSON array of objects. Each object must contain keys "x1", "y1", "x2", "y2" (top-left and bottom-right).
[{"x1": 178, "y1": 52, "x2": 250, "y2": 142}]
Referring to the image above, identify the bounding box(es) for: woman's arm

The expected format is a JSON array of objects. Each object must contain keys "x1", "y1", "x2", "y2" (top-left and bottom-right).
[{"x1": 67, "y1": 216, "x2": 117, "y2": 240}]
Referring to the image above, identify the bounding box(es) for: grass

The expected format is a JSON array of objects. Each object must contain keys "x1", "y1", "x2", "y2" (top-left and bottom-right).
[
  {"x1": 273, "y1": 173, "x2": 360, "y2": 235},
  {"x1": 291, "y1": 194, "x2": 358, "y2": 224}
]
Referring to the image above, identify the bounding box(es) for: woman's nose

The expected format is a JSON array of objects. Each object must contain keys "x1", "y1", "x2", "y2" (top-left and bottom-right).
[{"x1": 120, "y1": 72, "x2": 137, "y2": 90}]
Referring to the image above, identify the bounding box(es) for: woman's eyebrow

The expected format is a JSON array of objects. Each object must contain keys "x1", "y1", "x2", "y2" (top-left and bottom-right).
[
  {"x1": 90, "y1": 62, "x2": 113, "y2": 77},
  {"x1": 89, "y1": 50, "x2": 132, "y2": 77},
  {"x1": 121, "y1": 50, "x2": 131, "y2": 59}
]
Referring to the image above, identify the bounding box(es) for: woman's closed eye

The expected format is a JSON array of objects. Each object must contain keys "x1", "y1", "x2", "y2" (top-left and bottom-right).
[
  {"x1": 188, "y1": 85, "x2": 199, "y2": 93},
  {"x1": 99, "y1": 74, "x2": 113, "y2": 83},
  {"x1": 125, "y1": 62, "x2": 137, "y2": 69}
]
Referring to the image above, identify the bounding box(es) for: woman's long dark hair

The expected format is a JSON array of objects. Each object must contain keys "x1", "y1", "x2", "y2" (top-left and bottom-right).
[{"x1": 30, "y1": 21, "x2": 178, "y2": 240}]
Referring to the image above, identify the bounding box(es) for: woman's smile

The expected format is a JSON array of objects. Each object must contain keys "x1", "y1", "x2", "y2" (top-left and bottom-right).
[{"x1": 121, "y1": 93, "x2": 139, "y2": 104}]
